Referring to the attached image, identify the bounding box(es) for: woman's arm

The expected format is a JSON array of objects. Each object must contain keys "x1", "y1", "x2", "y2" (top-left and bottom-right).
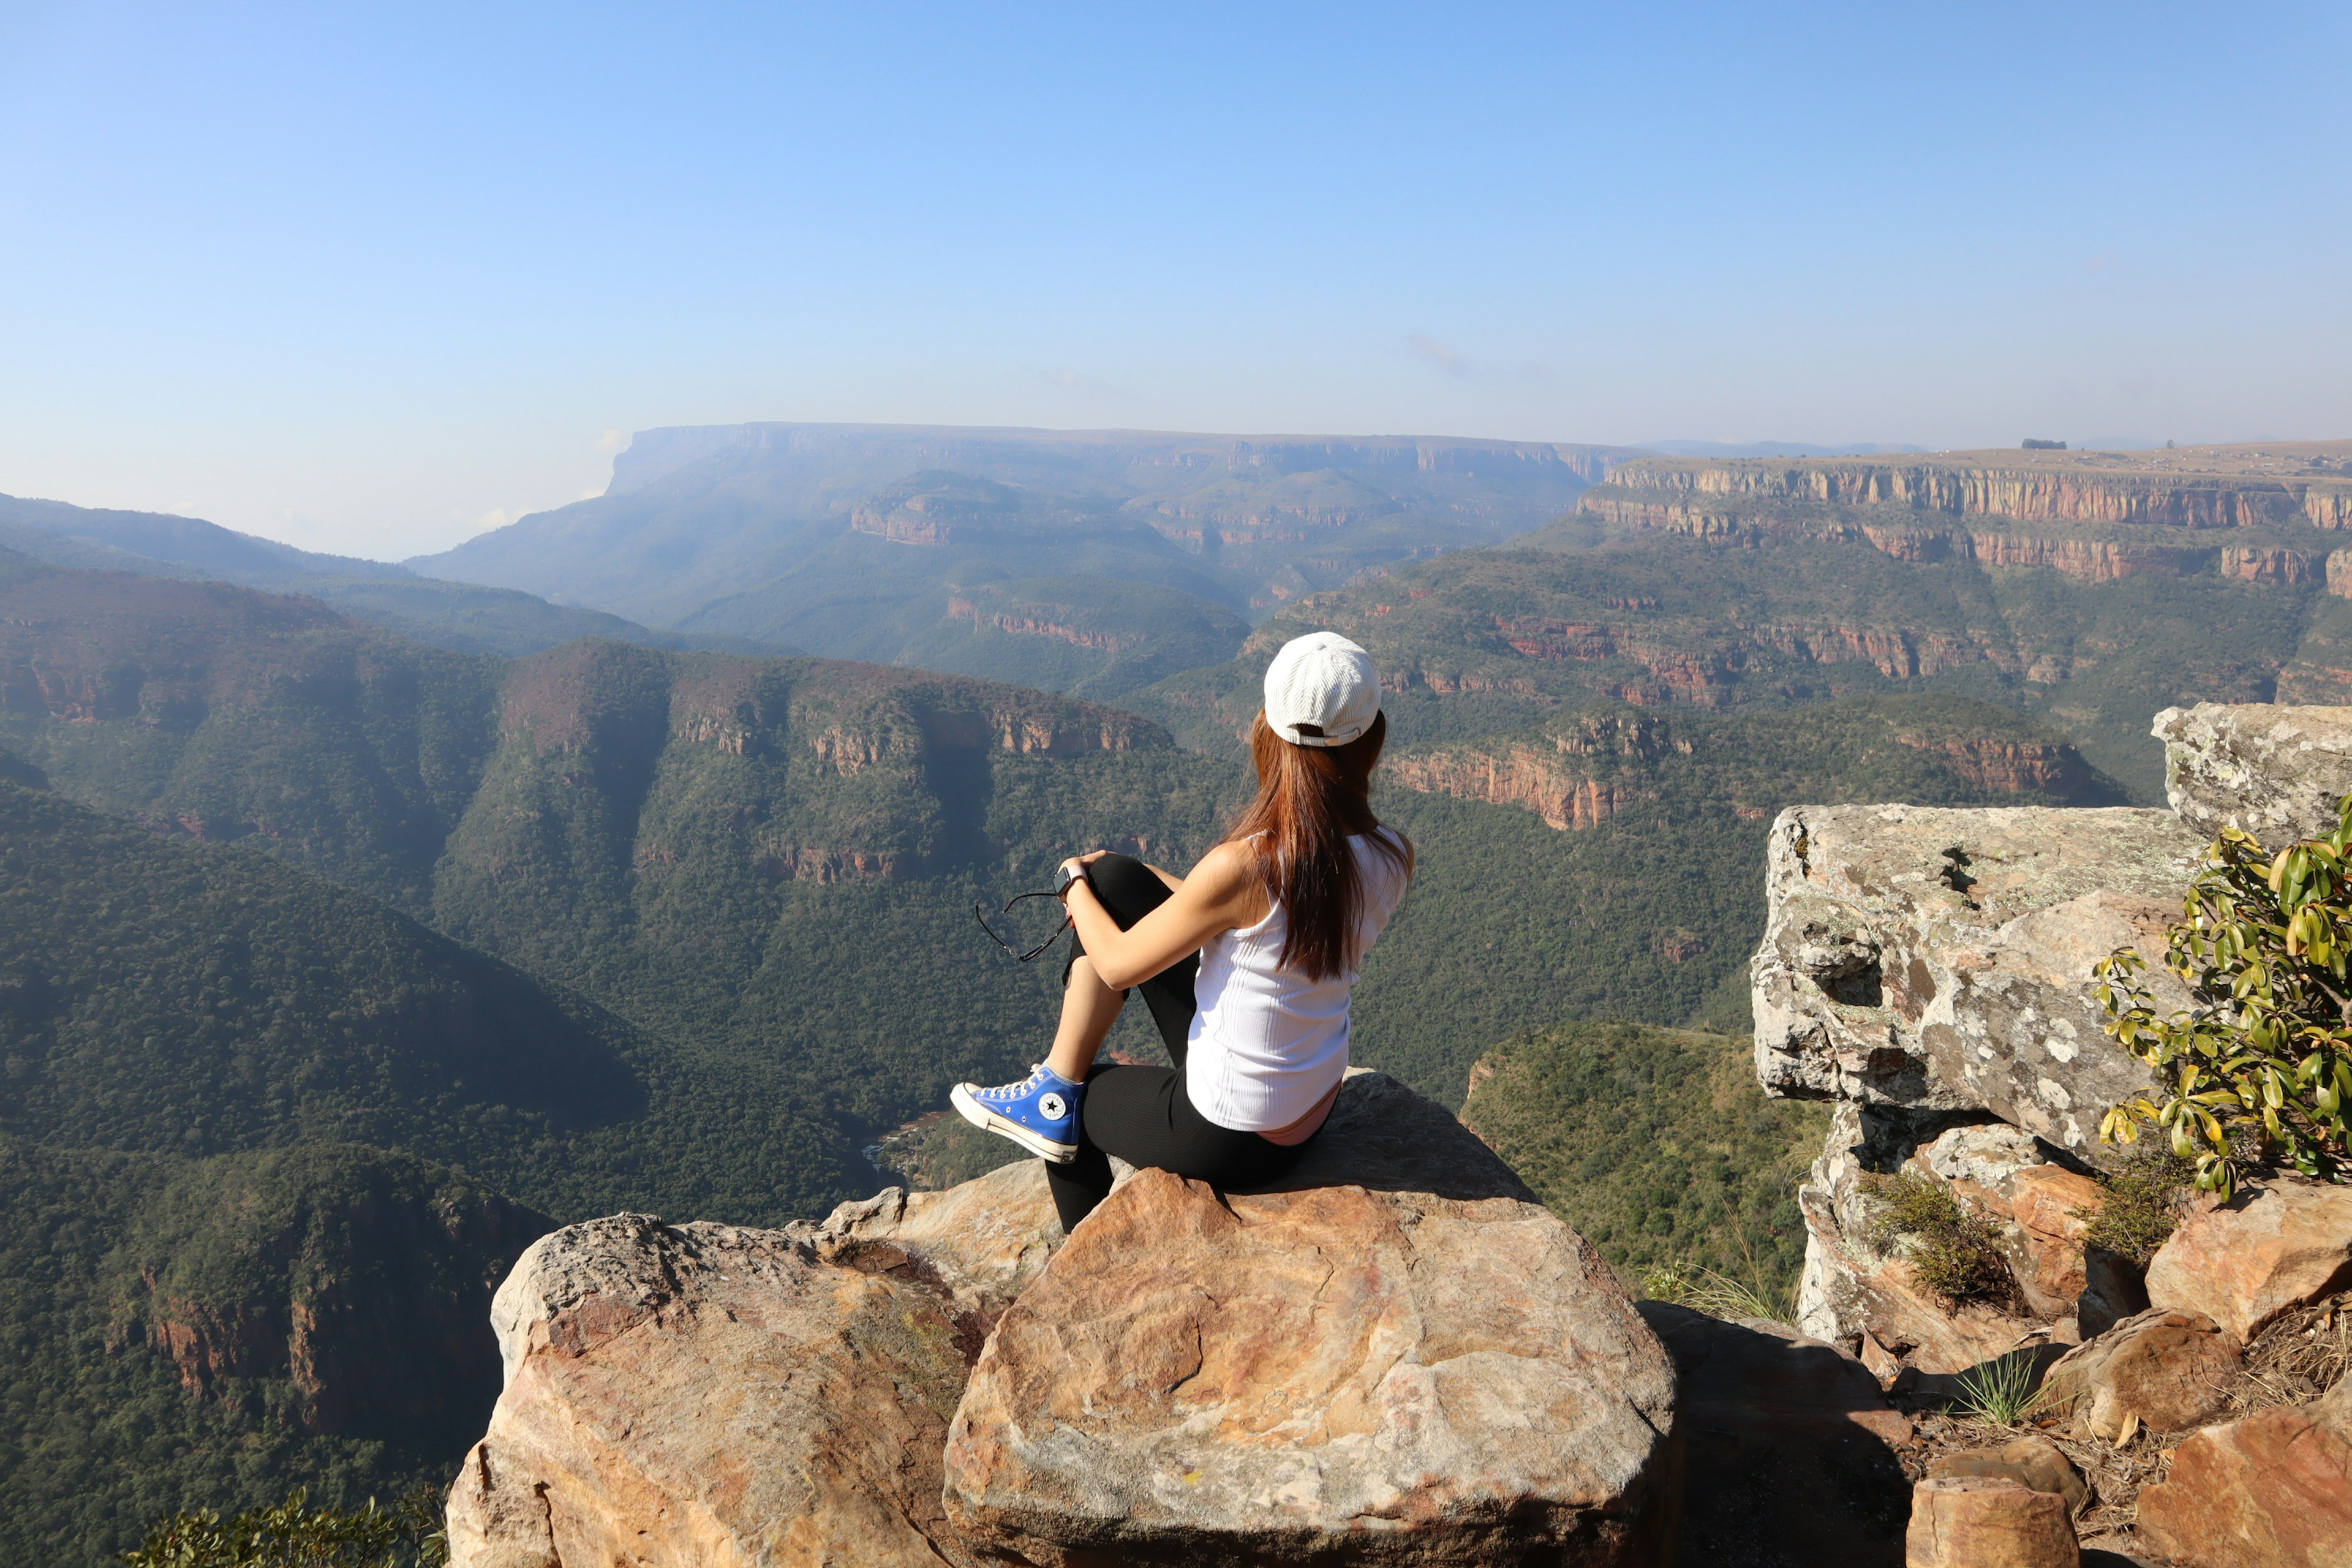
[{"x1": 1059, "y1": 842, "x2": 1264, "y2": 990}]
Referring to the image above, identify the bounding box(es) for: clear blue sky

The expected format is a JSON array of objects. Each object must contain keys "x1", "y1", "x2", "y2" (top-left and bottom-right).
[{"x1": 4, "y1": 1, "x2": 2346, "y2": 559}]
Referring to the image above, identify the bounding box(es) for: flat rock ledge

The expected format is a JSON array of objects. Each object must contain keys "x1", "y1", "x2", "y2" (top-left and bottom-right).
[
  {"x1": 447, "y1": 1073, "x2": 1679, "y2": 1567},
  {"x1": 1751, "y1": 801, "x2": 2201, "y2": 1154}
]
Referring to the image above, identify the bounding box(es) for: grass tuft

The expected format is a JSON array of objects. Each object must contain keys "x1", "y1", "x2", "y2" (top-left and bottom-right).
[{"x1": 1951, "y1": 1351, "x2": 2052, "y2": 1427}]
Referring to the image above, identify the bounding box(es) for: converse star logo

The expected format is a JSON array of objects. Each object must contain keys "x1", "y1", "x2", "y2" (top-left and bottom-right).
[{"x1": 1038, "y1": 1093, "x2": 1068, "y2": 1120}]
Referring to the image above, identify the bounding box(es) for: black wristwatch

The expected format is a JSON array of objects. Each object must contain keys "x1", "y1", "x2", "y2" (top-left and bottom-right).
[{"x1": 1055, "y1": 861, "x2": 1089, "y2": 900}]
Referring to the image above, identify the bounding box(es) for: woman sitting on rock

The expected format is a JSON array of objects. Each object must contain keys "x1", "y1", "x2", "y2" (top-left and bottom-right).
[{"x1": 953, "y1": 631, "x2": 1414, "y2": 1232}]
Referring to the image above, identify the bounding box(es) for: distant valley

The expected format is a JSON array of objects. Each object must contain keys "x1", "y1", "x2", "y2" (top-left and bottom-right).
[
  {"x1": 410, "y1": 423, "x2": 1645, "y2": 697},
  {"x1": 4, "y1": 428, "x2": 2345, "y2": 1561},
  {"x1": 1134, "y1": 439, "x2": 2352, "y2": 798}
]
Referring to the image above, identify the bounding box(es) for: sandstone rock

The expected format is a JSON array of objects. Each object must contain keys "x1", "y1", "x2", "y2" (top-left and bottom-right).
[
  {"x1": 1795, "y1": 1103, "x2": 2048, "y2": 1370},
  {"x1": 2134, "y1": 1374, "x2": 2352, "y2": 1568},
  {"x1": 943, "y1": 1140, "x2": 1678, "y2": 1566},
  {"x1": 784, "y1": 1155, "x2": 1063, "y2": 1321},
  {"x1": 447, "y1": 1206, "x2": 1017, "y2": 1568},
  {"x1": 1905, "y1": 1476, "x2": 2078, "y2": 1568},
  {"x1": 1752, "y1": 802, "x2": 2200, "y2": 1155},
  {"x1": 1926, "y1": 1434, "x2": 2086, "y2": 1515},
  {"x1": 2145, "y1": 1178, "x2": 2352, "y2": 1343},
  {"x1": 2040, "y1": 1307, "x2": 2240, "y2": 1440},
  {"x1": 2157, "y1": 702, "x2": 2352, "y2": 851},
  {"x1": 2008, "y1": 1164, "x2": 2106, "y2": 1322},
  {"x1": 1639, "y1": 1303, "x2": 1912, "y2": 1564}
]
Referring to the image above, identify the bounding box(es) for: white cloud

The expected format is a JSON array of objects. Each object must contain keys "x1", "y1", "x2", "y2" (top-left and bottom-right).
[
  {"x1": 1408, "y1": 334, "x2": 1469, "y2": 377},
  {"x1": 596, "y1": 428, "x2": 628, "y2": 452}
]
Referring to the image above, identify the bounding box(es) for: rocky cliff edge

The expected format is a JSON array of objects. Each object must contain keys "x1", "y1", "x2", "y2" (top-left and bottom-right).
[{"x1": 446, "y1": 1071, "x2": 1681, "y2": 1567}]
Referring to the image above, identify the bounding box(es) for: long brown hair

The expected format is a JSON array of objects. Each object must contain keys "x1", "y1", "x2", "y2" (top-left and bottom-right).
[{"x1": 1227, "y1": 709, "x2": 1414, "y2": 981}]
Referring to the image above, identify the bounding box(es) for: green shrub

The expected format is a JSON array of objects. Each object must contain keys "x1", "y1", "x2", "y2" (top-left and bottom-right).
[
  {"x1": 121, "y1": 1487, "x2": 445, "y2": 1568},
  {"x1": 1865, "y1": 1171, "x2": 2013, "y2": 1306},
  {"x1": 2078, "y1": 1144, "x2": 2197, "y2": 1265},
  {"x1": 2095, "y1": 796, "x2": 2352, "y2": 1197}
]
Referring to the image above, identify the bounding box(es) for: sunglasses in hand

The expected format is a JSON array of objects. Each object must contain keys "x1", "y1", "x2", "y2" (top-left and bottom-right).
[{"x1": 972, "y1": 888, "x2": 1073, "y2": 962}]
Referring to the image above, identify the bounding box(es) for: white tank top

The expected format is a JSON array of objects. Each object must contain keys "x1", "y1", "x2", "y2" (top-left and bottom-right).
[{"x1": 1185, "y1": 831, "x2": 1410, "y2": 1132}]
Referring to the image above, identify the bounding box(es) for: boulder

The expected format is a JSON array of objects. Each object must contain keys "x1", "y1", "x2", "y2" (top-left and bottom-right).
[
  {"x1": 942, "y1": 1074, "x2": 1680, "y2": 1567},
  {"x1": 2040, "y1": 1307, "x2": 2241, "y2": 1440},
  {"x1": 2134, "y1": 1374, "x2": 2352, "y2": 1568},
  {"x1": 1794, "y1": 1104, "x2": 2049, "y2": 1370},
  {"x1": 2007, "y1": 1164, "x2": 2106, "y2": 1324},
  {"x1": 2157, "y1": 702, "x2": 2352, "y2": 851},
  {"x1": 447, "y1": 1161, "x2": 1060, "y2": 1568},
  {"x1": 1639, "y1": 1303, "x2": 1912, "y2": 1566},
  {"x1": 1904, "y1": 1476, "x2": 2078, "y2": 1568},
  {"x1": 1924, "y1": 1434, "x2": 2087, "y2": 1515},
  {"x1": 1752, "y1": 803, "x2": 2200, "y2": 1156},
  {"x1": 2146, "y1": 1178, "x2": 2352, "y2": 1343}
]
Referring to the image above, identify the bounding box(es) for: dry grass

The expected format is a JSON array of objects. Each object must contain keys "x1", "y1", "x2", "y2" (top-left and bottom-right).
[
  {"x1": 2222, "y1": 1289, "x2": 2351, "y2": 1416},
  {"x1": 1905, "y1": 1409, "x2": 2183, "y2": 1539},
  {"x1": 1901, "y1": 1291, "x2": 2350, "y2": 1547}
]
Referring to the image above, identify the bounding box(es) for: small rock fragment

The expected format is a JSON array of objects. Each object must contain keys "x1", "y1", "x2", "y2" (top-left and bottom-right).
[{"x1": 1905, "y1": 1474, "x2": 2078, "y2": 1568}]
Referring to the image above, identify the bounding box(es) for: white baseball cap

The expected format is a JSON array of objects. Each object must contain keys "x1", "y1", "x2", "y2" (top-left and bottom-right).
[{"x1": 1262, "y1": 631, "x2": 1381, "y2": 747}]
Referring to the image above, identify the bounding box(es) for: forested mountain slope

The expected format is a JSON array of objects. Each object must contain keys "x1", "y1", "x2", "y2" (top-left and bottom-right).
[
  {"x1": 1, "y1": 546, "x2": 2122, "y2": 1117},
  {"x1": 0, "y1": 773, "x2": 866, "y2": 1562},
  {"x1": 0, "y1": 542, "x2": 2134, "y2": 1558},
  {"x1": 408, "y1": 423, "x2": 1645, "y2": 693},
  {"x1": 1134, "y1": 448, "x2": 2352, "y2": 798},
  {"x1": 0, "y1": 492, "x2": 791, "y2": 658}
]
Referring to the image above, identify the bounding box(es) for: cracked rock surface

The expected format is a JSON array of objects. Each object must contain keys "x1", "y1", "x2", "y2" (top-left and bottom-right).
[
  {"x1": 1750, "y1": 802, "x2": 2199, "y2": 1155},
  {"x1": 943, "y1": 1076, "x2": 1680, "y2": 1567}
]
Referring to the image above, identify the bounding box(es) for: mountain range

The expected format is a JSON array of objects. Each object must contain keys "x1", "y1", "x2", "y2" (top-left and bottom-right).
[
  {"x1": 406, "y1": 424, "x2": 1646, "y2": 696},
  {"x1": 5, "y1": 424, "x2": 2344, "y2": 1561}
]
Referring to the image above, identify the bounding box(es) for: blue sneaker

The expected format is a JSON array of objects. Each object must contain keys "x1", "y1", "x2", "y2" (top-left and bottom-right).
[{"x1": 950, "y1": 1065, "x2": 1084, "y2": 1163}]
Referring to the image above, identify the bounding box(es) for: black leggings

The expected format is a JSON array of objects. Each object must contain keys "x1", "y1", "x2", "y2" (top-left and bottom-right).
[{"x1": 1045, "y1": 853, "x2": 1308, "y2": 1232}]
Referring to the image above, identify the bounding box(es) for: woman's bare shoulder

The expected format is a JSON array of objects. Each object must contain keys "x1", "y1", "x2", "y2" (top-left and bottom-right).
[{"x1": 1188, "y1": 837, "x2": 1258, "y2": 886}]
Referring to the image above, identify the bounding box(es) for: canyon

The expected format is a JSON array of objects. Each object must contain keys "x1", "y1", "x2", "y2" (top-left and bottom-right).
[{"x1": 432, "y1": 698, "x2": 2352, "y2": 1565}]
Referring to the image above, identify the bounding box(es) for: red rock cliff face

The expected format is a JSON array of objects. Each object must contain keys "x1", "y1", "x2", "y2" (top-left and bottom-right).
[
  {"x1": 1577, "y1": 494, "x2": 2314, "y2": 585},
  {"x1": 123, "y1": 1155, "x2": 551, "y2": 1447},
  {"x1": 1605, "y1": 454, "x2": 2350, "y2": 530},
  {"x1": 1891, "y1": 734, "x2": 2096, "y2": 797}
]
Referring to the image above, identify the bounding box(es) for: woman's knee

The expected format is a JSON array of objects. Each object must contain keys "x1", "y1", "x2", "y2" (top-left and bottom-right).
[{"x1": 1081, "y1": 853, "x2": 1168, "y2": 923}]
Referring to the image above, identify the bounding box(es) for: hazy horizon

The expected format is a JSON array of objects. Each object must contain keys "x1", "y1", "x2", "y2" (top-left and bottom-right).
[{"x1": 5, "y1": 1, "x2": 2345, "y2": 559}]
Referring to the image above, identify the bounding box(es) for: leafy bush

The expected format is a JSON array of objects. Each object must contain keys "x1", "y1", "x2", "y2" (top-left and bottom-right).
[
  {"x1": 1865, "y1": 1171, "x2": 2013, "y2": 1306},
  {"x1": 2095, "y1": 797, "x2": 2352, "y2": 1197},
  {"x1": 2078, "y1": 1144, "x2": 2196, "y2": 1264},
  {"x1": 121, "y1": 1488, "x2": 445, "y2": 1568}
]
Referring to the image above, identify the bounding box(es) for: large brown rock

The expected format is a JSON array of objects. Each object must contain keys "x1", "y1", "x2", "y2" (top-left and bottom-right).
[
  {"x1": 1904, "y1": 1476, "x2": 2078, "y2": 1568},
  {"x1": 2039, "y1": 1306, "x2": 2240, "y2": 1440},
  {"x1": 2157, "y1": 702, "x2": 2352, "y2": 851},
  {"x1": 2146, "y1": 1178, "x2": 2352, "y2": 1343},
  {"x1": 1638, "y1": 1303, "x2": 1912, "y2": 1566},
  {"x1": 447, "y1": 1161, "x2": 1061, "y2": 1568},
  {"x1": 943, "y1": 1081, "x2": 1681, "y2": 1567},
  {"x1": 1924, "y1": 1435, "x2": 2086, "y2": 1515},
  {"x1": 1752, "y1": 803, "x2": 2199, "y2": 1155},
  {"x1": 2007, "y1": 1164, "x2": 2105, "y2": 1324},
  {"x1": 1793, "y1": 1104, "x2": 2053, "y2": 1371},
  {"x1": 2135, "y1": 1374, "x2": 2352, "y2": 1568}
]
